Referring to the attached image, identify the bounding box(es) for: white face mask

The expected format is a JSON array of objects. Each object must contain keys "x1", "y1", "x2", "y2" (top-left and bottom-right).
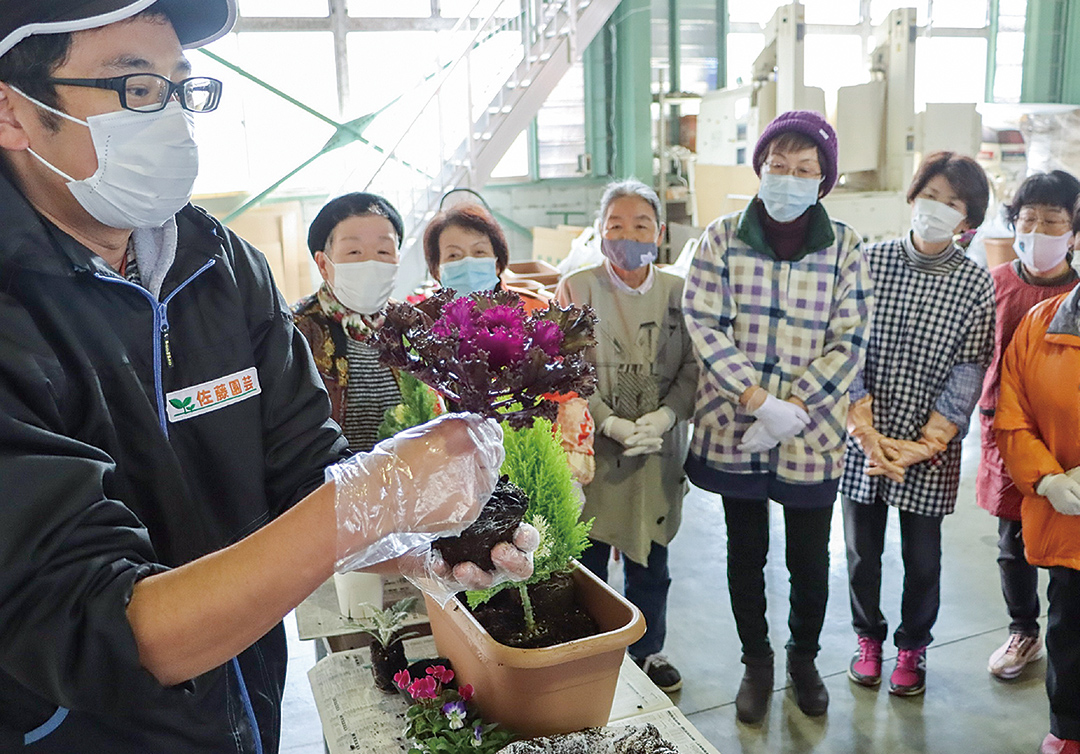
[
  {"x1": 12, "y1": 86, "x2": 199, "y2": 229},
  {"x1": 911, "y1": 197, "x2": 965, "y2": 244},
  {"x1": 328, "y1": 258, "x2": 398, "y2": 315},
  {"x1": 1013, "y1": 231, "x2": 1073, "y2": 274},
  {"x1": 758, "y1": 172, "x2": 820, "y2": 223}
]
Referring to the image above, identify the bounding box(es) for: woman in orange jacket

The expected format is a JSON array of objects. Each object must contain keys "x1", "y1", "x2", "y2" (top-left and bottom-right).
[{"x1": 996, "y1": 281, "x2": 1080, "y2": 754}]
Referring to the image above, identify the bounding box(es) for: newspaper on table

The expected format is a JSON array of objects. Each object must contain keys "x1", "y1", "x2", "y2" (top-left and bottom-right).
[
  {"x1": 607, "y1": 708, "x2": 723, "y2": 754},
  {"x1": 308, "y1": 646, "x2": 413, "y2": 753},
  {"x1": 608, "y1": 655, "x2": 676, "y2": 721}
]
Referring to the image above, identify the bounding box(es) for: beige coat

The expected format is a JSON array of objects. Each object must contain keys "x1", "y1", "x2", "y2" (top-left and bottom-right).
[{"x1": 556, "y1": 264, "x2": 698, "y2": 564}]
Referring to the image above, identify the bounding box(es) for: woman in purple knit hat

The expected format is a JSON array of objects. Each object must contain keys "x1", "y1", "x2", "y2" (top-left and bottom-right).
[{"x1": 683, "y1": 110, "x2": 873, "y2": 724}]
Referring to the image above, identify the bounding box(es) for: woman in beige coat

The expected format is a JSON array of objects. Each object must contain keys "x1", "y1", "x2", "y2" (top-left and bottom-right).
[{"x1": 555, "y1": 179, "x2": 697, "y2": 692}]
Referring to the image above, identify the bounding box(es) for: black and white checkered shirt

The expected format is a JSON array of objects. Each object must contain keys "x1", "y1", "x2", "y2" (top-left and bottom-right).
[{"x1": 840, "y1": 236, "x2": 996, "y2": 516}]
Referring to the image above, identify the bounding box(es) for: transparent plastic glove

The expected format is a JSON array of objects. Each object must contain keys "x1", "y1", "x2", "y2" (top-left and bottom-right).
[
  {"x1": 600, "y1": 416, "x2": 637, "y2": 446},
  {"x1": 400, "y1": 523, "x2": 541, "y2": 606},
  {"x1": 623, "y1": 436, "x2": 663, "y2": 456},
  {"x1": 328, "y1": 413, "x2": 504, "y2": 572},
  {"x1": 751, "y1": 394, "x2": 810, "y2": 442},
  {"x1": 633, "y1": 406, "x2": 677, "y2": 439},
  {"x1": 737, "y1": 420, "x2": 779, "y2": 453},
  {"x1": 1036, "y1": 474, "x2": 1080, "y2": 516}
]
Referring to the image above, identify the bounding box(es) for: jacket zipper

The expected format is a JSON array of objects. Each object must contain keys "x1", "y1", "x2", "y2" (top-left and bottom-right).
[{"x1": 94, "y1": 258, "x2": 216, "y2": 436}]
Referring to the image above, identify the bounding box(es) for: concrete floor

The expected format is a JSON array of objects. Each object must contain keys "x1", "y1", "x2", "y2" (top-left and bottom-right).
[{"x1": 279, "y1": 423, "x2": 1053, "y2": 754}]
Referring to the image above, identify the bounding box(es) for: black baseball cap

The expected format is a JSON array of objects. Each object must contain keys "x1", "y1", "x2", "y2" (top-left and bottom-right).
[{"x1": 0, "y1": 0, "x2": 237, "y2": 60}]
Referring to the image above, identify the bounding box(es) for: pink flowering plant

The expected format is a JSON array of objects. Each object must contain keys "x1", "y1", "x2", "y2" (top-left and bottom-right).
[
  {"x1": 396, "y1": 664, "x2": 515, "y2": 754},
  {"x1": 372, "y1": 288, "x2": 596, "y2": 428}
]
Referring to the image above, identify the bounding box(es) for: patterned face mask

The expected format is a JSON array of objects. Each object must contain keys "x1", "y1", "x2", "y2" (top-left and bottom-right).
[{"x1": 601, "y1": 238, "x2": 658, "y2": 271}]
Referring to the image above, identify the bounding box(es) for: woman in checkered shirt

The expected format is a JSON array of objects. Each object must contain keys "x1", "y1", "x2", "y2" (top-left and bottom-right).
[
  {"x1": 842, "y1": 152, "x2": 996, "y2": 698},
  {"x1": 683, "y1": 111, "x2": 873, "y2": 724}
]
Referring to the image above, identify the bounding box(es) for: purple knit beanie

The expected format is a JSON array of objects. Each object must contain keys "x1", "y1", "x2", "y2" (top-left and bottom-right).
[{"x1": 752, "y1": 110, "x2": 839, "y2": 196}]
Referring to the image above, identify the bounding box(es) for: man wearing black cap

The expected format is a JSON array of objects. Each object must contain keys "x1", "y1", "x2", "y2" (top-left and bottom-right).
[{"x1": 0, "y1": 3, "x2": 532, "y2": 752}]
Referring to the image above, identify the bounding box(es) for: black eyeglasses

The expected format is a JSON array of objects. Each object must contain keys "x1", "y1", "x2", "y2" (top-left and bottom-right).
[{"x1": 45, "y1": 73, "x2": 223, "y2": 113}]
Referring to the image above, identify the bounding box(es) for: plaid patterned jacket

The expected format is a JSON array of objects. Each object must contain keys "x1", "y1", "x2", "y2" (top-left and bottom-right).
[
  {"x1": 840, "y1": 238, "x2": 996, "y2": 515},
  {"x1": 683, "y1": 203, "x2": 873, "y2": 484}
]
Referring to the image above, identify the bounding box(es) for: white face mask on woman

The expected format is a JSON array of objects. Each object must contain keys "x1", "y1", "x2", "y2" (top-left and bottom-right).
[
  {"x1": 328, "y1": 258, "x2": 398, "y2": 314},
  {"x1": 911, "y1": 198, "x2": 965, "y2": 244},
  {"x1": 12, "y1": 86, "x2": 199, "y2": 229},
  {"x1": 1013, "y1": 231, "x2": 1073, "y2": 274},
  {"x1": 757, "y1": 172, "x2": 820, "y2": 223}
]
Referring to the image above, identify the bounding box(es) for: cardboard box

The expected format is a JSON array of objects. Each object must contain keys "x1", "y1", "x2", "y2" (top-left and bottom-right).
[
  {"x1": 532, "y1": 226, "x2": 586, "y2": 265},
  {"x1": 505, "y1": 259, "x2": 562, "y2": 288}
]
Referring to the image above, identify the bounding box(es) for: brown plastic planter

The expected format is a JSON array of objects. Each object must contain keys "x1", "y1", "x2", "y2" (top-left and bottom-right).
[{"x1": 423, "y1": 560, "x2": 645, "y2": 738}]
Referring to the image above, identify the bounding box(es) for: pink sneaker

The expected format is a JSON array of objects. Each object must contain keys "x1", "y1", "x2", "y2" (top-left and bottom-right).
[
  {"x1": 848, "y1": 636, "x2": 883, "y2": 687},
  {"x1": 1041, "y1": 733, "x2": 1080, "y2": 754},
  {"x1": 889, "y1": 647, "x2": 926, "y2": 696}
]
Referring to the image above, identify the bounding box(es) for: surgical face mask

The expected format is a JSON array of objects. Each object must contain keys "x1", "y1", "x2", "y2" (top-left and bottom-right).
[
  {"x1": 328, "y1": 258, "x2": 397, "y2": 314},
  {"x1": 911, "y1": 197, "x2": 965, "y2": 244},
  {"x1": 440, "y1": 256, "x2": 500, "y2": 296},
  {"x1": 757, "y1": 172, "x2": 820, "y2": 223},
  {"x1": 1014, "y1": 231, "x2": 1073, "y2": 274},
  {"x1": 12, "y1": 86, "x2": 199, "y2": 229},
  {"x1": 601, "y1": 238, "x2": 658, "y2": 271}
]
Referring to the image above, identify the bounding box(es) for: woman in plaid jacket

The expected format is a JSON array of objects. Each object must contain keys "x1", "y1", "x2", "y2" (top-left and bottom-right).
[
  {"x1": 683, "y1": 111, "x2": 873, "y2": 724},
  {"x1": 842, "y1": 152, "x2": 996, "y2": 697}
]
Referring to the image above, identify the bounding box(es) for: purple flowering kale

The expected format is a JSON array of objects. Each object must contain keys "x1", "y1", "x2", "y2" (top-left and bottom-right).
[{"x1": 371, "y1": 289, "x2": 596, "y2": 427}]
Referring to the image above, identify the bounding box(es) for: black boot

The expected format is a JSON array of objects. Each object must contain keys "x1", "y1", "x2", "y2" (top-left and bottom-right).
[
  {"x1": 787, "y1": 656, "x2": 829, "y2": 716},
  {"x1": 735, "y1": 657, "x2": 774, "y2": 724}
]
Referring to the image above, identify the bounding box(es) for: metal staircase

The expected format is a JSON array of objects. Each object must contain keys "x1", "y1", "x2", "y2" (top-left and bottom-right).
[{"x1": 360, "y1": 0, "x2": 620, "y2": 284}]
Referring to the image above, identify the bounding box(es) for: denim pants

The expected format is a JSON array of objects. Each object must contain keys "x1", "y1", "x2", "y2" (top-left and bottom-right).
[
  {"x1": 579, "y1": 539, "x2": 670, "y2": 660},
  {"x1": 997, "y1": 516, "x2": 1041, "y2": 636},
  {"x1": 721, "y1": 497, "x2": 833, "y2": 663},
  {"x1": 842, "y1": 494, "x2": 943, "y2": 649}
]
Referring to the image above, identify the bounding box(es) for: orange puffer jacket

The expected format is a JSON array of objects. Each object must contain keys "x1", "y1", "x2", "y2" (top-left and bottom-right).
[{"x1": 995, "y1": 288, "x2": 1080, "y2": 570}]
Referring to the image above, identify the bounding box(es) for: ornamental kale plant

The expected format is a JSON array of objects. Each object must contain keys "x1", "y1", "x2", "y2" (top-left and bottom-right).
[
  {"x1": 397, "y1": 664, "x2": 515, "y2": 754},
  {"x1": 371, "y1": 289, "x2": 596, "y2": 428}
]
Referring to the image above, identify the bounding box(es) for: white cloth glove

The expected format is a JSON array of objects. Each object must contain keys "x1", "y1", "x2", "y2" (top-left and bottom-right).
[
  {"x1": 600, "y1": 416, "x2": 637, "y2": 446},
  {"x1": 737, "y1": 420, "x2": 780, "y2": 453},
  {"x1": 328, "y1": 413, "x2": 505, "y2": 572},
  {"x1": 1066, "y1": 466, "x2": 1080, "y2": 484},
  {"x1": 633, "y1": 406, "x2": 678, "y2": 439},
  {"x1": 622, "y1": 436, "x2": 664, "y2": 456},
  {"x1": 751, "y1": 394, "x2": 810, "y2": 442},
  {"x1": 1036, "y1": 473, "x2": 1080, "y2": 516}
]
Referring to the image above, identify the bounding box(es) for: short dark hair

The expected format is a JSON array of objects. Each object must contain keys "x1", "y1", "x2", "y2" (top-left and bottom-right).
[
  {"x1": 0, "y1": 10, "x2": 170, "y2": 133},
  {"x1": 307, "y1": 192, "x2": 404, "y2": 256},
  {"x1": 1005, "y1": 170, "x2": 1080, "y2": 230},
  {"x1": 423, "y1": 203, "x2": 509, "y2": 280},
  {"x1": 0, "y1": 33, "x2": 72, "y2": 131},
  {"x1": 906, "y1": 151, "x2": 990, "y2": 229},
  {"x1": 762, "y1": 131, "x2": 827, "y2": 175}
]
